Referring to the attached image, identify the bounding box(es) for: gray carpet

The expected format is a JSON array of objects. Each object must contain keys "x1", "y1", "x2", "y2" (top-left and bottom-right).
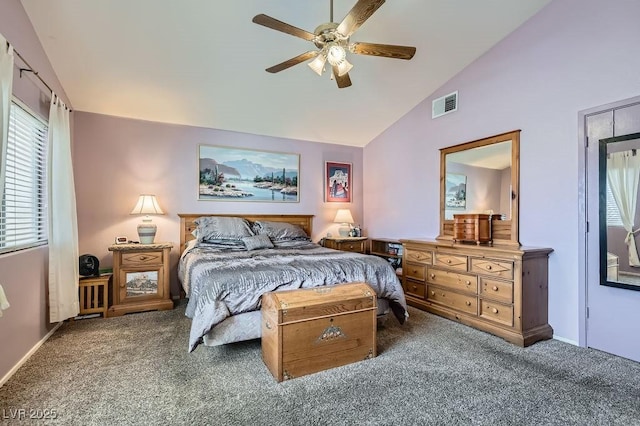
[{"x1": 1, "y1": 302, "x2": 639, "y2": 426}]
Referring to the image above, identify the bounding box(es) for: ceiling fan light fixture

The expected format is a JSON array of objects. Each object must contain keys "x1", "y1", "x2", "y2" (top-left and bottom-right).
[
  {"x1": 336, "y1": 58, "x2": 353, "y2": 77},
  {"x1": 326, "y1": 43, "x2": 346, "y2": 66},
  {"x1": 308, "y1": 52, "x2": 327, "y2": 76}
]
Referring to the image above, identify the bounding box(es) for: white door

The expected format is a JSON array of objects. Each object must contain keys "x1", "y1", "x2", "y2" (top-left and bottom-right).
[{"x1": 585, "y1": 102, "x2": 640, "y2": 362}]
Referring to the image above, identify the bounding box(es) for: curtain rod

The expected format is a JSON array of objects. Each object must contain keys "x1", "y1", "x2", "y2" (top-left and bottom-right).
[{"x1": 5, "y1": 41, "x2": 71, "y2": 111}]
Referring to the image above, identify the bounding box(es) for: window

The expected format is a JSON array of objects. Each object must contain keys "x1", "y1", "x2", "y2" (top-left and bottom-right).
[
  {"x1": 606, "y1": 182, "x2": 623, "y2": 227},
  {"x1": 0, "y1": 98, "x2": 48, "y2": 254}
]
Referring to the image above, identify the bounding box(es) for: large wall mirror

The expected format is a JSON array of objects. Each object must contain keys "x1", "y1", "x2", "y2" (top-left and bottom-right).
[
  {"x1": 437, "y1": 130, "x2": 520, "y2": 247},
  {"x1": 599, "y1": 132, "x2": 640, "y2": 291}
]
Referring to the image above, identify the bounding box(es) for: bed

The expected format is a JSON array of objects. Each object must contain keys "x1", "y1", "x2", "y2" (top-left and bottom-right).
[{"x1": 178, "y1": 213, "x2": 408, "y2": 352}]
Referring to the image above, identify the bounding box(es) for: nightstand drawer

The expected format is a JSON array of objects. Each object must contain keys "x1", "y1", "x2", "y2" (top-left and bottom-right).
[
  {"x1": 337, "y1": 240, "x2": 366, "y2": 253},
  {"x1": 121, "y1": 251, "x2": 164, "y2": 267}
]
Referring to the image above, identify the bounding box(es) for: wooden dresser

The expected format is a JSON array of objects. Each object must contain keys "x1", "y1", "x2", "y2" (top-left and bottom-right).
[{"x1": 400, "y1": 239, "x2": 553, "y2": 347}]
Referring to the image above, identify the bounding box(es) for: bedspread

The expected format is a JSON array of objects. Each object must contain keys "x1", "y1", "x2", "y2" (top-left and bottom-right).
[{"x1": 178, "y1": 241, "x2": 408, "y2": 352}]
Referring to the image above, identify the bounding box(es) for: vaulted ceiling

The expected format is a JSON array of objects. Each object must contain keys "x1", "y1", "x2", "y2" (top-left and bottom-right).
[{"x1": 20, "y1": 0, "x2": 550, "y2": 147}]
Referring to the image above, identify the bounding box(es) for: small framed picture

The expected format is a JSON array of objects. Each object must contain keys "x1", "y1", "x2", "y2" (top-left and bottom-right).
[
  {"x1": 325, "y1": 161, "x2": 352, "y2": 203},
  {"x1": 114, "y1": 236, "x2": 128, "y2": 244}
]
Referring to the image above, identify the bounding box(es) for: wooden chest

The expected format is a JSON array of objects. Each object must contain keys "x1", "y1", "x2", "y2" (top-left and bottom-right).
[
  {"x1": 261, "y1": 282, "x2": 377, "y2": 382},
  {"x1": 453, "y1": 214, "x2": 492, "y2": 245}
]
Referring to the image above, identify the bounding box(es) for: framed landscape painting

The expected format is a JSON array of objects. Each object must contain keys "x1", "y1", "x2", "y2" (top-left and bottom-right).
[
  {"x1": 445, "y1": 173, "x2": 467, "y2": 209},
  {"x1": 325, "y1": 161, "x2": 352, "y2": 203},
  {"x1": 198, "y1": 145, "x2": 300, "y2": 202}
]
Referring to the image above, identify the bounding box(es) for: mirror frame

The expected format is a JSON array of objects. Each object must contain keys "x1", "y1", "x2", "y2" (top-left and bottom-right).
[
  {"x1": 437, "y1": 129, "x2": 521, "y2": 247},
  {"x1": 599, "y1": 131, "x2": 640, "y2": 291}
]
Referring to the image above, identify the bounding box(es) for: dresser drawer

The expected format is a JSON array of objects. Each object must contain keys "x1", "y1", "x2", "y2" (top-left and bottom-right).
[
  {"x1": 404, "y1": 262, "x2": 426, "y2": 281},
  {"x1": 470, "y1": 258, "x2": 513, "y2": 279},
  {"x1": 434, "y1": 253, "x2": 467, "y2": 271},
  {"x1": 403, "y1": 279, "x2": 425, "y2": 299},
  {"x1": 426, "y1": 267, "x2": 477, "y2": 294},
  {"x1": 480, "y1": 278, "x2": 513, "y2": 304},
  {"x1": 405, "y1": 248, "x2": 432, "y2": 264},
  {"x1": 479, "y1": 299, "x2": 513, "y2": 327},
  {"x1": 426, "y1": 286, "x2": 477, "y2": 315},
  {"x1": 121, "y1": 251, "x2": 164, "y2": 267}
]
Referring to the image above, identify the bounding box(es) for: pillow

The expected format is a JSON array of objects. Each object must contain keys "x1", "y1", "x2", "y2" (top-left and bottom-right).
[
  {"x1": 252, "y1": 220, "x2": 309, "y2": 241},
  {"x1": 242, "y1": 234, "x2": 274, "y2": 251},
  {"x1": 194, "y1": 216, "x2": 254, "y2": 242}
]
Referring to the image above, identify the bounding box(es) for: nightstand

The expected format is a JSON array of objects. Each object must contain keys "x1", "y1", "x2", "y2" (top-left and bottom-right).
[
  {"x1": 324, "y1": 236, "x2": 368, "y2": 254},
  {"x1": 108, "y1": 242, "x2": 173, "y2": 317}
]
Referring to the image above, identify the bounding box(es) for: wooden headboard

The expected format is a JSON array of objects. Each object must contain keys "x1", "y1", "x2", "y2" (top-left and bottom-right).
[{"x1": 178, "y1": 213, "x2": 314, "y2": 252}]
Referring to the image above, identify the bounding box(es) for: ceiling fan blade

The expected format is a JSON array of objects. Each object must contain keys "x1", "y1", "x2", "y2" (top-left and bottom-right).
[
  {"x1": 351, "y1": 42, "x2": 416, "y2": 60},
  {"x1": 332, "y1": 66, "x2": 352, "y2": 88},
  {"x1": 266, "y1": 51, "x2": 318, "y2": 73},
  {"x1": 336, "y1": 0, "x2": 386, "y2": 38},
  {"x1": 252, "y1": 14, "x2": 316, "y2": 41}
]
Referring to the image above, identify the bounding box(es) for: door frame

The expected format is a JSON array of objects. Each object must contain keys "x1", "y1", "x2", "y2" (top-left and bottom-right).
[{"x1": 578, "y1": 94, "x2": 640, "y2": 348}]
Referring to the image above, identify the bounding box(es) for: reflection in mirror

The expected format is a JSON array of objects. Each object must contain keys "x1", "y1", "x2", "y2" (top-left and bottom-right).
[
  {"x1": 444, "y1": 141, "x2": 512, "y2": 220},
  {"x1": 600, "y1": 132, "x2": 640, "y2": 291},
  {"x1": 439, "y1": 130, "x2": 520, "y2": 246}
]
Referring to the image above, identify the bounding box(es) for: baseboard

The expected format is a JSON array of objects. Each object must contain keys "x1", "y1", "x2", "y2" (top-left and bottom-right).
[
  {"x1": 0, "y1": 322, "x2": 62, "y2": 388},
  {"x1": 553, "y1": 334, "x2": 578, "y2": 346}
]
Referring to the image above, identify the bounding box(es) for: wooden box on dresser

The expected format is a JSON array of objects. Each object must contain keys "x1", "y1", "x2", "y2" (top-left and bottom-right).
[
  {"x1": 108, "y1": 242, "x2": 174, "y2": 317},
  {"x1": 400, "y1": 239, "x2": 553, "y2": 347}
]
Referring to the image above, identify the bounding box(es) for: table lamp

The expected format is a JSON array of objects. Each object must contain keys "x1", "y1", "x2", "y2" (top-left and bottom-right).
[
  {"x1": 130, "y1": 194, "x2": 164, "y2": 244},
  {"x1": 334, "y1": 209, "x2": 354, "y2": 237}
]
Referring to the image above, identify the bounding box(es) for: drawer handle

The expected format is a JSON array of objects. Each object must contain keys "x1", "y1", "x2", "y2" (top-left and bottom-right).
[
  {"x1": 492, "y1": 307, "x2": 498, "y2": 314},
  {"x1": 446, "y1": 259, "x2": 452, "y2": 264},
  {"x1": 265, "y1": 321, "x2": 272, "y2": 330},
  {"x1": 465, "y1": 301, "x2": 471, "y2": 306},
  {"x1": 492, "y1": 285, "x2": 499, "y2": 291},
  {"x1": 430, "y1": 273, "x2": 435, "y2": 279},
  {"x1": 412, "y1": 285, "x2": 417, "y2": 291},
  {"x1": 465, "y1": 280, "x2": 471, "y2": 285},
  {"x1": 486, "y1": 265, "x2": 493, "y2": 270},
  {"x1": 430, "y1": 291, "x2": 435, "y2": 296},
  {"x1": 413, "y1": 269, "x2": 418, "y2": 274},
  {"x1": 349, "y1": 245, "x2": 354, "y2": 249}
]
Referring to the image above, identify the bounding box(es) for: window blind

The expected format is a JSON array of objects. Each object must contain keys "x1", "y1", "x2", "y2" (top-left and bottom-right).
[
  {"x1": 606, "y1": 182, "x2": 623, "y2": 227},
  {"x1": 0, "y1": 99, "x2": 48, "y2": 253}
]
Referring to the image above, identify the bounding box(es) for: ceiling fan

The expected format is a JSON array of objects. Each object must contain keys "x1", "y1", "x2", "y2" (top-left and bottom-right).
[{"x1": 252, "y1": 0, "x2": 416, "y2": 89}]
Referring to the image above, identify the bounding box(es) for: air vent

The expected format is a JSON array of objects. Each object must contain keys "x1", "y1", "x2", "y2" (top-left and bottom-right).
[{"x1": 432, "y1": 91, "x2": 458, "y2": 119}]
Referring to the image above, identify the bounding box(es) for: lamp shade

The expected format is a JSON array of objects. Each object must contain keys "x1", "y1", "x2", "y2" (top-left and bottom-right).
[
  {"x1": 334, "y1": 209, "x2": 354, "y2": 224},
  {"x1": 130, "y1": 195, "x2": 164, "y2": 244},
  {"x1": 130, "y1": 194, "x2": 164, "y2": 215},
  {"x1": 334, "y1": 209, "x2": 354, "y2": 237}
]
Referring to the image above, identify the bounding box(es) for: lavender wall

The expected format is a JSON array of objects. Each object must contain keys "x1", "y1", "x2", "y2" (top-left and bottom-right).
[
  {"x1": 0, "y1": 0, "x2": 71, "y2": 382},
  {"x1": 72, "y1": 112, "x2": 363, "y2": 297},
  {"x1": 363, "y1": 0, "x2": 640, "y2": 343}
]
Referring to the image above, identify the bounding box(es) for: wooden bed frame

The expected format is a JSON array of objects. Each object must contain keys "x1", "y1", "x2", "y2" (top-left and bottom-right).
[{"x1": 178, "y1": 213, "x2": 314, "y2": 253}]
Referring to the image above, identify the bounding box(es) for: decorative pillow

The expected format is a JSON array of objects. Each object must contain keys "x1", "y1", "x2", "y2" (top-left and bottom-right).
[
  {"x1": 242, "y1": 234, "x2": 274, "y2": 251},
  {"x1": 252, "y1": 220, "x2": 309, "y2": 241},
  {"x1": 194, "y1": 216, "x2": 254, "y2": 242}
]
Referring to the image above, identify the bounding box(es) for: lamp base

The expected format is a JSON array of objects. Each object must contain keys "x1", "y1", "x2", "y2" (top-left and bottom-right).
[
  {"x1": 338, "y1": 224, "x2": 351, "y2": 237},
  {"x1": 138, "y1": 221, "x2": 157, "y2": 244}
]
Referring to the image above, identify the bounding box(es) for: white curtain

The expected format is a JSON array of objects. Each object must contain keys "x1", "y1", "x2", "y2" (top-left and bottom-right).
[
  {"x1": 48, "y1": 94, "x2": 79, "y2": 322},
  {"x1": 607, "y1": 151, "x2": 640, "y2": 267},
  {"x1": 0, "y1": 34, "x2": 13, "y2": 213}
]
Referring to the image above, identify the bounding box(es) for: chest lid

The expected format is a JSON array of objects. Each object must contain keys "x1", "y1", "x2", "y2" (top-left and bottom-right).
[{"x1": 261, "y1": 282, "x2": 376, "y2": 325}]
